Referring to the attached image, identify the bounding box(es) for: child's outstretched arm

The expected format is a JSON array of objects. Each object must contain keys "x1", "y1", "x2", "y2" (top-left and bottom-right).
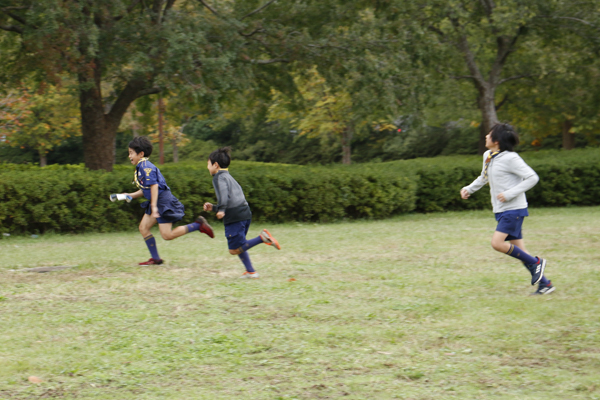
[
  {"x1": 461, "y1": 152, "x2": 489, "y2": 199},
  {"x1": 110, "y1": 190, "x2": 142, "y2": 202},
  {"x1": 203, "y1": 203, "x2": 225, "y2": 218},
  {"x1": 127, "y1": 190, "x2": 144, "y2": 199}
]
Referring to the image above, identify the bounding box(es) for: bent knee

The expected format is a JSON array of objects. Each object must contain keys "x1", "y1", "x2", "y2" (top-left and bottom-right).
[{"x1": 491, "y1": 241, "x2": 504, "y2": 252}]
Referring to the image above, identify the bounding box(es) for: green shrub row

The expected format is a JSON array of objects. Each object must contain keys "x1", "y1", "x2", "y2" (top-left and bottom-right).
[
  {"x1": 1, "y1": 148, "x2": 598, "y2": 233},
  {"x1": 0, "y1": 163, "x2": 416, "y2": 233}
]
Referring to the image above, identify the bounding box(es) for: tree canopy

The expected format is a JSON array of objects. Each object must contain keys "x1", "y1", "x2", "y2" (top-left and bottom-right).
[{"x1": 1, "y1": 0, "x2": 599, "y2": 167}]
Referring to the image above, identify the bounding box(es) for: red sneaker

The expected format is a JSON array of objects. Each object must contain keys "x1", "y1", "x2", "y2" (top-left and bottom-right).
[
  {"x1": 260, "y1": 229, "x2": 281, "y2": 250},
  {"x1": 196, "y1": 216, "x2": 214, "y2": 238},
  {"x1": 139, "y1": 258, "x2": 164, "y2": 265}
]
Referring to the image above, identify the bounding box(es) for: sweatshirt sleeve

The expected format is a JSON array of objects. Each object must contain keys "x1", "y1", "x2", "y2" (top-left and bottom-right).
[
  {"x1": 463, "y1": 152, "x2": 489, "y2": 194},
  {"x1": 213, "y1": 175, "x2": 229, "y2": 213},
  {"x1": 502, "y1": 154, "x2": 539, "y2": 201}
]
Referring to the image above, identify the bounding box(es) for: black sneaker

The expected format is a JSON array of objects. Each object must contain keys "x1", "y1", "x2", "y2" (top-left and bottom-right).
[
  {"x1": 527, "y1": 258, "x2": 546, "y2": 286},
  {"x1": 531, "y1": 280, "x2": 555, "y2": 295}
]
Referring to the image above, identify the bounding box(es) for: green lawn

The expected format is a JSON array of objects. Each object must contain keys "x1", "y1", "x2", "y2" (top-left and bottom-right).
[{"x1": 1, "y1": 207, "x2": 599, "y2": 400}]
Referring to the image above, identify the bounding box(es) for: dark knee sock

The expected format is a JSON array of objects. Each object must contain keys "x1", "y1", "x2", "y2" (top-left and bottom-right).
[
  {"x1": 240, "y1": 236, "x2": 263, "y2": 252},
  {"x1": 144, "y1": 234, "x2": 160, "y2": 260},
  {"x1": 186, "y1": 222, "x2": 200, "y2": 233},
  {"x1": 238, "y1": 252, "x2": 255, "y2": 273},
  {"x1": 506, "y1": 244, "x2": 538, "y2": 265},
  {"x1": 539, "y1": 275, "x2": 550, "y2": 285}
]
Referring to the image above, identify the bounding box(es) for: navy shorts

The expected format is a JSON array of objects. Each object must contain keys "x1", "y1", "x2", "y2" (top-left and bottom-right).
[
  {"x1": 141, "y1": 191, "x2": 185, "y2": 224},
  {"x1": 495, "y1": 209, "x2": 529, "y2": 241},
  {"x1": 225, "y1": 219, "x2": 251, "y2": 250}
]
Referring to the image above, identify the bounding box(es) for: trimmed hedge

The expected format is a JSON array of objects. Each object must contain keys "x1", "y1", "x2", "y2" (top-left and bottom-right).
[
  {"x1": 0, "y1": 148, "x2": 598, "y2": 234},
  {"x1": 0, "y1": 162, "x2": 416, "y2": 233}
]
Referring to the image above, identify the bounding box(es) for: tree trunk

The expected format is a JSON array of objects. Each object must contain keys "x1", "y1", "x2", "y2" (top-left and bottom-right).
[
  {"x1": 477, "y1": 89, "x2": 499, "y2": 154},
  {"x1": 39, "y1": 152, "x2": 47, "y2": 167},
  {"x1": 172, "y1": 139, "x2": 179, "y2": 163},
  {"x1": 478, "y1": 120, "x2": 487, "y2": 155},
  {"x1": 80, "y1": 98, "x2": 116, "y2": 171},
  {"x1": 341, "y1": 126, "x2": 353, "y2": 165},
  {"x1": 78, "y1": 65, "x2": 117, "y2": 171},
  {"x1": 158, "y1": 96, "x2": 165, "y2": 165},
  {"x1": 562, "y1": 120, "x2": 575, "y2": 150},
  {"x1": 78, "y1": 63, "x2": 156, "y2": 171}
]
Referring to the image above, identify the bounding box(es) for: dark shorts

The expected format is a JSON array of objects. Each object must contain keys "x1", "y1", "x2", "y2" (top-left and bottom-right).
[
  {"x1": 225, "y1": 219, "x2": 251, "y2": 250},
  {"x1": 495, "y1": 208, "x2": 529, "y2": 241},
  {"x1": 141, "y1": 191, "x2": 185, "y2": 224}
]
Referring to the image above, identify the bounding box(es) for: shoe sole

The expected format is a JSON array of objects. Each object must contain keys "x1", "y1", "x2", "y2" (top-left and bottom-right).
[
  {"x1": 531, "y1": 258, "x2": 546, "y2": 285},
  {"x1": 263, "y1": 229, "x2": 281, "y2": 250},
  {"x1": 531, "y1": 286, "x2": 555, "y2": 295},
  {"x1": 543, "y1": 286, "x2": 556, "y2": 295}
]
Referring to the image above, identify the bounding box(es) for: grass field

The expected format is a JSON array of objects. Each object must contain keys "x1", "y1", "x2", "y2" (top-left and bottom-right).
[{"x1": 1, "y1": 207, "x2": 599, "y2": 400}]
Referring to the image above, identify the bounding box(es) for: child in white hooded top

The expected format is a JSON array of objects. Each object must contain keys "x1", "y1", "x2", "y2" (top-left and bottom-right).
[{"x1": 461, "y1": 123, "x2": 554, "y2": 295}]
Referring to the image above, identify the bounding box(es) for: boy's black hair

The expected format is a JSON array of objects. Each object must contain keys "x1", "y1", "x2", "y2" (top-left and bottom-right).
[
  {"x1": 128, "y1": 136, "x2": 153, "y2": 157},
  {"x1": 209, "y1": 147, "x2": 232, "y2": 168},
  {"x1": 490, "y1": 123, "x2": 519, "y2": 152}
]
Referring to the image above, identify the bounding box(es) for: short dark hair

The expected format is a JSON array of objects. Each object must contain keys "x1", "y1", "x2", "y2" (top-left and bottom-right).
[
  {"x1": 208, "y1": 147, "x2": 232, "y2": 168},
  {"x1": 128, "y1": 136, "x2": 153, "y2": 157},
  {"x1": 490, "y1": 123, "x2": 519, "y2": 152}
]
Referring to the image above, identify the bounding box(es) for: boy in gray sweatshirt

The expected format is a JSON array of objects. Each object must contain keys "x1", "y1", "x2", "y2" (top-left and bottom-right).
[
  {"x1": 203, "y1": 147, "x2": 281, "y2": 278},
  {"x1": 461, "y1": 124, "x2": 554, "y2": 295}
]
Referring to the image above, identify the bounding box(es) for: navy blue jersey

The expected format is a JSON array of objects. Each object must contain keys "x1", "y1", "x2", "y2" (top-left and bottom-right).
[{"x1": 134, "y1": 158, "x2": 170, "y2": 199}]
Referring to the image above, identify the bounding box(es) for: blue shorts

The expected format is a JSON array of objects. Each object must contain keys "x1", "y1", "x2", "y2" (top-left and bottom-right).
[
  {"x1": 495, "y1": 208, "x2": 529, "y2": 241},
  {"x1": 141, "y1": 191, "x2": 185, "y2": 224},
  {"x1": 225, "y1": 219, "x2": 251, "y2": 250}
]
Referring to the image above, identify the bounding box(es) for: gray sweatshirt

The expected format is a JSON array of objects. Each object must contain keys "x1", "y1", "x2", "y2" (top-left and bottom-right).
[
  {"x1": 463, "y1": 150, "x2": 539, "y2": 213},
  {"x1": 211, "y1": 170, "x2": 252, "y2": 224}
]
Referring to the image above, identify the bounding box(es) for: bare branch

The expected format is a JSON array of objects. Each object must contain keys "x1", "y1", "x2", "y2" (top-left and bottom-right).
[
  {"x1": 107, "y1": 79, "x2": 157, "y2": 127},
  {"x1": 137, "y1": 87, "x2": 161, "y2": 97},
  {"x1": 479, "y1": 0, "x2": 495, "y2": 18},
  {"x1": 165, "y1": 0, "x2": 176, "y2": 13},
  {"x1": 489, "y1": 26, "x2": 525, "y2": 85},
  {"x1": 197, "y1": 0, "x2": 220, "y2": 17},
  {"x1": 241, "y1": 0, "x2": 277, "y2": 20},
  {"x1": 495, "y1": 94, "x2": 509, "y2": 111},
  {"x1": 0, "y1": 24, "x2": 23, "y2": 33},
  {"x1": 428, "y1": 25, "x2": 445, "y2": 38},
  {"x1": 498, "y1": 74, "x2": 534, "y2": 85},
  {"x1": 251, "y1": 58, "x2": 289, "y2": 64},
  {"x1": 3, "y1": 10, "x2": 27, "y2": 26},
  {"x1": 457, "y1": 35, "x2": 486, "y2": 88},
  {"x1": 537, "y1": 15, "x2": 596, "y2": 27},
  {"x1": 114, "y1": 0, "x2": 142, "y2": 21},
  {"x1": 1, "y1": 6, "x2": 28, "y2": 11},
  {"x1": 239, "y1": 27, "x2": 265, "y2": 37},
  {"x1": 450, "y1": 75, "x2": 476, "y2": 80},
  {"x1": 253, "y1": 58, "x2": 289, "y2": 65}
]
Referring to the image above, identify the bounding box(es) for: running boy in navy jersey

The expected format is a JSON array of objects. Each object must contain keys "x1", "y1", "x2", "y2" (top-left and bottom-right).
[
  {"x1": 460, "y1": 124, "x2": 555, "y2": 295},
  {"x1": 203, "y1": 147, "x2": 280, "y2": 278},
  {"x1": 112, "y1": 136, "x2": 214, "y2": 265}
]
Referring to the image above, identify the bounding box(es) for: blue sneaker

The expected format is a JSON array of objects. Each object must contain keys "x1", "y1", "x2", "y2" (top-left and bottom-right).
[
  {"x1": 531, "y1": 280, "x2": 555, "y2": 295},
  {"x1": 526, "y1": 258, "x2": 546, "y2": 286}
]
